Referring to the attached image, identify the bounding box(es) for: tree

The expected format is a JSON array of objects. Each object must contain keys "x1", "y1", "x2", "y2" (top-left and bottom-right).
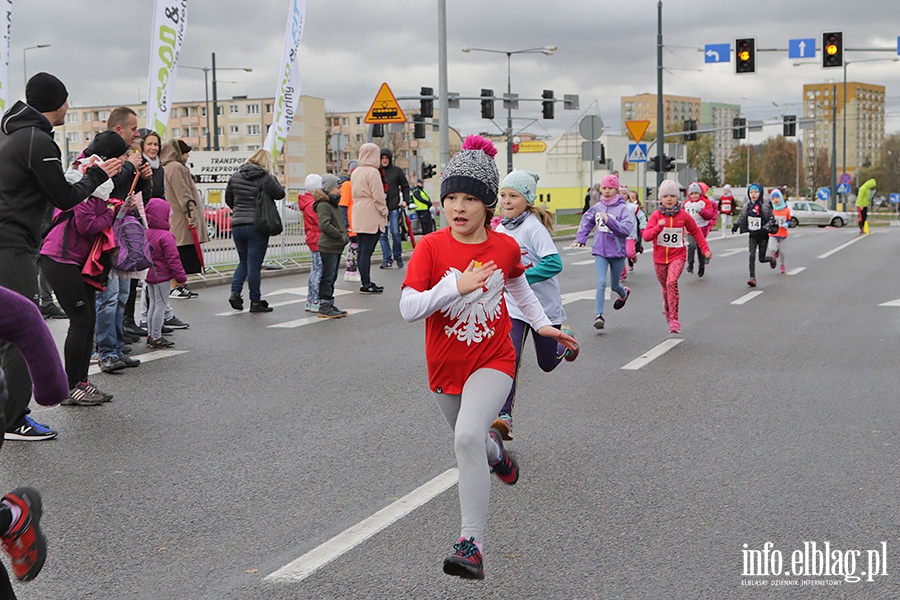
[
  {"x1": 859, "y1": 133, "x2": 900, "y2": 198},
  {"x1": 722, "y1": 144, "x2": 761, "y2": 185},
  {"x1": 758, "y1": 135, "x2": 803, "y2": 195},
  {"x1": 808, "y1": 148, "x2": 831, "y2": 191},
  {"x1": 687, "y1": 135, "x2": 719, "y2": 185}
]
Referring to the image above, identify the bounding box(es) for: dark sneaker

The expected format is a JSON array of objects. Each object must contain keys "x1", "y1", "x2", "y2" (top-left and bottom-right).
[
  {"x1": 169, "y1": 286, "x2": 193, "y2": 299},
  {"x1": 39, "y1": 303, "x2": 67, "y2": 319},
  {"x1": 443, "y1": 537, "x2": 484, "y2": 580},
  {"x1": 249, "y1": 300, "x2": 273, "y2": 313},
  {"x1": 769, "y1": 257, "x2": 777, "y2": 269},
  {"x1": 686, "y1": 265, "x2": 693, "y2": 274},
  {"x1": 99, "y1": 356, "x2": 126, "y2": 373},
  {"x1": 318, "y1": 306, "x2": 347, "y2": 319},
  {"x1": 4, "y1": 416, "x2": 57, "y2": 441},
  {"x1": 61, "y1": 383, "x2": 104, "y2": 406},
  {"x1": 396, "y1": 258, "x2": 404, "y2": 268},
  {"x1": 379, "y1": 261, "x2": 393, "y2": 269},
  {"x1": 747, "y1": 278, "x2": 757, "y2": 287},
  {"x1": 1, "y1": 487, "x2": 47, "y2": 581},
  {"x1": 123, "y1": 332, "x2": 141, "y2": 344},
  {"x1": 560, "y1": 325, "x2": 579, "y2": 362},
  {"x1": 489, "y1": 429, "x2": 519, "y2": 485},
  {"x1": 491, "y1": 414, "x2": 512, "y2": 441},
  {"x1": 118, "y1": 355, "x2": 140, "y2": 368},
  {"x1": 121, "y1": 345, "x2": 133, "y2": 355},
  {"x1": 359, "y1": 283, "x2": 384, "y2": 294},
  {"x1": 185, "y1": 287, "x2": 199, "y2": 298},
  {"x1": 613, "y1": 287, "x2": 630, "y2": 310},
  {"x1": 124, "y1": 321, "x2": 148, "y2": 337},
  {"x1": 142, "y1": 321, "x2": 173, "y2": 334},
  {"x1": 82, "y1": 381, "x2": 113, "y2": 402},
  {"x1": 164, "y1": 316, "x2": 190, "y2": 329},
  {"x1": 593, "y1": 314, "x2": 605, "y2": 330},
  {"x1": 698, "y1": 264, "x2": 705, "y2": 277},
  {"x1": 147, "y1": 337, "x2": 175, "y2": 349},
  {"x1": 229, "y1": 294, "x2": 244, "y2": 310}
]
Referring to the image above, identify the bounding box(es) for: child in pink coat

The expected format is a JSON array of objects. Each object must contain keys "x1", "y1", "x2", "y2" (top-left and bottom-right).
[{"x1": 144, "y1": 197, "x2": 187, "y2": 348}]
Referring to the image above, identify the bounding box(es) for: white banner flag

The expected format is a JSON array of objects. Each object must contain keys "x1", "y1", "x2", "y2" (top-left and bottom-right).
[
  {"x1": 146, "y1": 0, "x2": 188, "y2": 137},
  {"x1": 0, "y1": 1, "x2": 12, "y2": 115},
  {"x1": 264, "y1": 0, "x2": 306, "y2": 160}
]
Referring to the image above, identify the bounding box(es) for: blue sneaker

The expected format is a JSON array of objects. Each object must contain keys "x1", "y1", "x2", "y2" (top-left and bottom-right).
[{"x1": 4, "y1": 416, "x2": 57, "y2": 441}]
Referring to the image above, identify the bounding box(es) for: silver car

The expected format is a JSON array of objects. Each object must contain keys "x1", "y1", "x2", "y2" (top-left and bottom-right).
[{"x1": 786, "y1": 201, "x2": 853, "y2": 228}]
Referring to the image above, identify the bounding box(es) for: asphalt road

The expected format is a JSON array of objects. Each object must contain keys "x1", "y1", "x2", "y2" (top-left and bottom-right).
[{"x1": 2, "y1": 224, "x2": 898, "y2": 599}]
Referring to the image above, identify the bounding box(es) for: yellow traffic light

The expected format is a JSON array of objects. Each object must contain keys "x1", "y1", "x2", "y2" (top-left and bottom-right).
[{"x1": 822, "y1": 31, "x2": 843, "y2": 68}]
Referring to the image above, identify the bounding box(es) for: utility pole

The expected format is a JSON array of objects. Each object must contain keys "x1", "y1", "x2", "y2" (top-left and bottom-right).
[
  {"x1": 438, "y1": 0, "x2": 450, "y2": 173},
  {"x1": 655, "y1": 1, "x2": 664, "y2": 189}
]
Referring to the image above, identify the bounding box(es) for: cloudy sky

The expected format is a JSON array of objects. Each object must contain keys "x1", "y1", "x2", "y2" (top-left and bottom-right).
[{"x1": 12, "y1": 0, "x2": 900, "y2": 142}]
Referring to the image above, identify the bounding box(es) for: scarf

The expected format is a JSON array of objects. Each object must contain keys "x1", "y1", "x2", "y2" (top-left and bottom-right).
[
  {"x1": 772, "y1": 198, "x2": 786, "y2": 210},
  {"x1": 501, "y1": 211, "x2": 529, "y2": 230},
  {"x1": 600, "y1": 193, "x2": 621, "y2": 207},
  {"x1": 143, "y1": 154, "x2": 160, "y2": 170},
  {"x1": 659, "y1": 202, "x2": 682, "y2": 217}
]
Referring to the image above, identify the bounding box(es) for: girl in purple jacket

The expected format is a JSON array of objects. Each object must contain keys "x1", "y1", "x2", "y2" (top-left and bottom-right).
[
  {"x1": 571, "y1": 174, "x2": 635, "y2": 330},
  {"x1": 144, "y1": 197, "x2": 187, "y2": 348}
]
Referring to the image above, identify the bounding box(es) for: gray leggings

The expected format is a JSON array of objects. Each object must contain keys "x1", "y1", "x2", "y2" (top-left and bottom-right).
[{"x1": 433, "y1": 368, "x2": 512, "y2": 543}]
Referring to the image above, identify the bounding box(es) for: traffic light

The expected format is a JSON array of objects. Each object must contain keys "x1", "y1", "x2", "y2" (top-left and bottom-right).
[
  {"x1": 480, "y1": 89, "x2": 494, "y2": 120},
  {"x1": 372, "y1": 124, "x2": 384, "y2": 138},
  {"x1": 542, "y1": 90, "x2": 555, "y2": 119},
  {"x1": 420, "y1": 87, "x2": 433, "y2": 118},
  {"x1": 422, "y1": 163, "x2": 436, "y2": 179},
  {"x1": 648, "y1": 156, "x2": 661, "y2": 172},
  {"x1": 733, "y1": 117, "x2": 747, "y2": 140},
  {"x1": 684, "y1": 119, "x2": 698, "y2": 142},
  {"x1": 413, "y1": 114, "x2": 426, "y2": 139},
  {"x1": 783, "y1": 115, "x2": 797, "y2": 137},
  {"x1": 734, "y1": 37, "x2": 756, "y2": 74},
  {"x1": 665, "y1": 155, "x2": 676, "y2": 171},
  {"x1": 822, "y1": 31, "x2": 843, "y2": 68}
]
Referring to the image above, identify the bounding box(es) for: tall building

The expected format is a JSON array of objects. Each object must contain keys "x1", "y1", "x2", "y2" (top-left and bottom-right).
[
  {"x1": 700, "y1": 102, "x2": 741, "y2": 180},
  {"x1": 621, "y1": 93, "x2": 701, "y2": 134},
  {"x1": 59, "y1": 95, "x2": 326, "y2": 189},
  {"x1": 802, "y1": 82, "x2": 886, "y2": 184}
]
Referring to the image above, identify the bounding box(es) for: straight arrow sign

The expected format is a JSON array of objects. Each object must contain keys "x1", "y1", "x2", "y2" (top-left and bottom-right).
[{"x1": 789, "y1": 38, "x2": 817, "y2": 59}]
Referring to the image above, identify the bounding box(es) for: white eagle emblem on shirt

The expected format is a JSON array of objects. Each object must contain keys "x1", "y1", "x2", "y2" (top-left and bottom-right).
[{"x1": 441, "y1": 267, "x2": 505, "y2": 345}]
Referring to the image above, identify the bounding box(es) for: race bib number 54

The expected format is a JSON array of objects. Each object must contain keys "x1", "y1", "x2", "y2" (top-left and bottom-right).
[{"x1": 659, "y1": 227, "x2": 684, "y2": 248}]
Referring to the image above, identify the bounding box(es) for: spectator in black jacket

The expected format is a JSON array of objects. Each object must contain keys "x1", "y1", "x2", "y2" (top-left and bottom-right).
[
  {"x1": 378, "y1": 148, "x2": 409, "y2": 269},
  {"x1": 0, "y1": 72, "x2": 120, "y2": 441}
]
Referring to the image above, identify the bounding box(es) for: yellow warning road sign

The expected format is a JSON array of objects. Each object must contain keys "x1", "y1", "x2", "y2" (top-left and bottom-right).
[
  {"x1": 625, "y1": 120, "x2": 651, "y2": 144},
  {"x1": 364, "y1": 83, "x2": 407, "y2": 124}
]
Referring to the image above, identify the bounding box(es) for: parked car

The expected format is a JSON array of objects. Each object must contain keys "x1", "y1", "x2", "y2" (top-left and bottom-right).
[
  {"x1": 205, "y1": 200, "x2": 303, "y2": 238},
  {"x1": 786, "y1": 200, "x2": 853, "y2": 228}
]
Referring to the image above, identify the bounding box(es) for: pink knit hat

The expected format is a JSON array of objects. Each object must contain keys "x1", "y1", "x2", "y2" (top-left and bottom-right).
[{"x1": 600, "y1": 174, "x2": 619, "y2": 189}]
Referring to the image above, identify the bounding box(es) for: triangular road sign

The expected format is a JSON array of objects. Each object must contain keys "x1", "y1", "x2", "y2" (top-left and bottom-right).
[
  {"x1": 364, "y1": 83, "x2": 407, "y2": 124},
  {"x1": 625, "y1": 120, "x2": 651, "y2": 143}
]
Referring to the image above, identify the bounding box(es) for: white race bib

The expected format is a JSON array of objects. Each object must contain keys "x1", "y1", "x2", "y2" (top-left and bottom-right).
[
  {"x1": 685, "y1": 204, "x2": 701, "y2": 216},
  {"x1": 595, "y1": 213, "x2": 611, "y2": 233},
  {"x1": 658, "y1": 227, "x2": 684, "y2": 248},
  {"x1": 748, "y1": 216, "x2": 761, "y2": 231},
  {"x1": 775, "y1": 215, "x2": 787, "y2": 227}
]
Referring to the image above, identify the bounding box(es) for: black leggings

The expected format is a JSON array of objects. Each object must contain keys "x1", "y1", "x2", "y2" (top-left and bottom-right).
[
  {"x1": 356, "y1": 232, "x2": 381, "y2": 287},
  {"x1": 40, "y1": 257, "x2": 96, "y2": 388}
]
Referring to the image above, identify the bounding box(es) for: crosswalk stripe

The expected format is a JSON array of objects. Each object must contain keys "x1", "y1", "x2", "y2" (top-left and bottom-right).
[
  {"x1": 268, "y1": 308, "x2": 370, "y2": 328},
  {"x1": 88, "y1": 349, "x2": 188, "y2": 376}
]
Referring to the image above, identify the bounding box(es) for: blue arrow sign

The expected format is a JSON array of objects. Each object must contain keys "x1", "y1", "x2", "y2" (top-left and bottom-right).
[
  {"x1": 817, "y1": 187, "x2": 831, "y2": 202},
  {"x1": 837, "y1": 183, "x2": 850, "y2": 194},
  {"x1": 789, "y1": 38, "x2": 816, "y2": 59},
  {"x1": 897, "y1": 36, "x2": 900, "y2": 56},
  {"x1": 890, "y1": 193, "x2": 900, "y2": 204},
  {"x1": 627, "y1": 143, "x2": 648, "y2": 163},
  {"x1": 704, "y1": 44, "x2": 731, "y2": 64}
]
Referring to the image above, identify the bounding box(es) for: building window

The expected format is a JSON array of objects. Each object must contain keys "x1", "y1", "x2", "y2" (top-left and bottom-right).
[
  {"x1": 217, "y1": 106, "x2": 224, "y2": 116},
  {"x1": 230, "y1": 104, "x2": 239, "y2": 114},
  {"x1": 202, "y1": 127, "x2": 208, "y2": 137},
  {"x1": 201, "y1": 107, "x2": 207, "y2": 117},
  {"x1": 248, "y1": 145, "x2": 260, "y2": 151},
  {"x1": 65, "y1": 112, "x2": 80, "y2": 124},
  {"x1": 342, "y1": 118, "x2": 349, "y2": 126},
  {"x1": 172, "y1": 128, "x2": 180, "y2": 137},
  {"x1": 247, "y1": 124, "x2": 260, "y2": 136},
  {"x1": 356, "y1": 116, "x2": 362, "y2": 125},
  {"x1": 217, "y1": 127, "x2": 224, "y2": 136},
  {"x1": 229, "y1": 125, "x2": 239, "y2": 135},
  {"x1": 83, "y1": 112, "x2": 92, "y2": 122},
  {"x1": 99, "y1": 110, "x2": 110, "y2": 121},
  {"x1": 66, "y1": 131, "x2": 80, "y2": 143},
  {"x1": 247, "y1": 104, "x2": 259, "y2": 115},
  {"x1": 265, "y1": 103, "x2": 273, "y2": 114},
  {"x1": 84, "y1": 132, "x2": 92, "y2": 142}
]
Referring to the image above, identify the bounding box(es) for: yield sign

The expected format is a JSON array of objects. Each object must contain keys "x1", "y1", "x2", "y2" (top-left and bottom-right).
[
  {"x1": 625, "y1": 120, "x2": 651, "y2": 144},
  {"x1": 364, "y1": 83, "x2": 407, "y2": 124}
]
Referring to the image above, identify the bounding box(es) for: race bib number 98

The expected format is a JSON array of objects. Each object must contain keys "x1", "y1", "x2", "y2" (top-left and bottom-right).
[
  {"x1": 659, "y1": 227, "x2": 684, "y2": 248},
  {"x1": 748, "y1": 216, "x2": 761, "y2": 231}
]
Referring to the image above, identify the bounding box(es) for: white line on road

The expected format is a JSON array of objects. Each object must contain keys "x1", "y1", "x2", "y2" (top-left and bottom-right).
[
  {"x1": 561, "y1": 289, "x2": 606, "y2": 305},
  {"x1": 621, "y1": 339, "x2": 683, "y2": 370},
  {"x1": 717, "y1": 248, "x2": 745, "y2": 258},
  {"x1": 572, "y1": 259, "x2": 594, "y2": 265},
  {"x1": 266, "y1": 468, "x2": 459, "y2": 583},
  {"x1": 878, "y1": 298, "x2": 900, "y2": 307},
  {"x1": 818, "y1": 235, "x2": 866, "y2": 259},
  {"x1": 268, "y1": 308, "x2": 370, "y2": 328},
  {"x1": 218, "y1": 290, "x2": 354, "y2": 316},
  {"x1": 731, "y1": 291, "x2": 763, "y2": 305},
  {"x1": 786, "y1": 267, "x2": 805, "y2": 275},
  {"x1": 88, "y1": 349, "x2": 187, "y2": 376}
]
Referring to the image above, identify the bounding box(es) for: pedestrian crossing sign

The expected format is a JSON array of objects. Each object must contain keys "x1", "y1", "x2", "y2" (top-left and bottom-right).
[{"x1": 627, "y1": 143, "x2": 648, "y2": 163}]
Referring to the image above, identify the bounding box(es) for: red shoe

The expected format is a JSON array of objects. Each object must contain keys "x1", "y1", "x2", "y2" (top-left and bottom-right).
[
  {"x1": 1, "y1": 487, "x2": 46, "y2": 582},
  {"x1": 443, "y1": 537, "x2": 484, "y2": 579},
  {"x1": 489, "y1": 429, "x2": 519, "y2": 485},
  {"x1": 747, "y1": 278, "x2": 757, "y2": 287}
]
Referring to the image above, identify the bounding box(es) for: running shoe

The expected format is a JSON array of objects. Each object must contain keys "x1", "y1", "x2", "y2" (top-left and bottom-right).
[
  {"x1": 669, "y1": 320, "x2": 681, "y2": 334},
  {"x1": 593, "y1": 315, "x2": 605, "y2": 330},
  {"x1": 747, "y1": 278, "x2": 757, "y2": 287},
  {"x1": 442, "y1": 537, "x2": 483, "y2": 579},
  {"x1": 147, "y1": 337, "x2": 175, "y2": 349},
  {"x1": 61, "y1": 383, "x2": 104, "y2": 406},
  {"x1": 0, "y1": 487, "x2": 47, "y2": 581},
  {"x1": 613, "y1": 287, "x2": 630, "y2": 310},
  {"x1": 780, "y1": 265, "x2": 786, "y2": 274},
  {"x1": 164, "y1": 316, "x2": 190, "y2": 329},
  {"x1": 560, "y1": 325, "x2": 579, "y2": 362},
  {"x1": 82, "y1": 380, "x2": 113, "y2": 402},
  {"x1": 491, "y1": 414, "x2": 512, "y2": 441},
  {"x1": 4, "y1": 416, "x2": 57, "y2": 441},
  {"x1": 698, "y1": 264, "x2": 705, "y2": 278},
  {"x1": 489, "y1": 429, "x2": 519, "y2": 485}
]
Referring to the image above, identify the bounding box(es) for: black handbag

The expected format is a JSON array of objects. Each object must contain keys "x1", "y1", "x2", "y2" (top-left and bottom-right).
[{"x1": 254, "y1": 185, "x2": 283, "y2": 236}]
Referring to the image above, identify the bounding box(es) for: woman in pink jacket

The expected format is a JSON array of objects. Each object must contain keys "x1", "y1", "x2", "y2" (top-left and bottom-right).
[{"x1": 350, "y1": 143, "x2": 388, "y2": 294}]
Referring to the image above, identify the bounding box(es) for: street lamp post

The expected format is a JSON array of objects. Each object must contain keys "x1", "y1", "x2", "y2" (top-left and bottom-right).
[
  {"x1": 180, "y1": 53, "x2": 252, "y2": 150},
  {"x1": 462, "y1": 45, "x2": 556, "y2": 174},
  {"x1": 23, "y1": 44, "x2": 51, "y2": 89}
]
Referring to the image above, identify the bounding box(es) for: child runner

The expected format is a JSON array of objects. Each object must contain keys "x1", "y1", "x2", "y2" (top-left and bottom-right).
[
  {"x1": 622, "y1": 189, "x2": 647, "y2": 279},
  {"x1": 571, "y1": 174, "x2": 634, "y2": 330},
  {"x1": 643, "y1": 180, "x2": 712, "y2": 334},
  {"x1": 767, "y1": 188, "x2": 791, "y2": 274},
  {"x1": 718, "y1": 184, "x2": 736, "y2": 235},
  {"x1": 298, "y1": 174, "x2": 323, "y2": 313},
  {"x1": 490, "y1": 170, "x2": 578, "y2": 441},
  {"x1": 144, "y1": 197, "x2": 188, "y2": 347},
  {"x1": 683, "y1": 182, "x2": 716, "y2": 277},
  {"x1": 399, "y1": 136, "x2": 576, "y2": 580},
  {"x1": 732, "y1": 183, "x2": 776, "y2": 287}
]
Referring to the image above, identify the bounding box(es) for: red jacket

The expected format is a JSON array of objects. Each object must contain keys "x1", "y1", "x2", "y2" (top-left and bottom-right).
[
  {"x1": 297, "y1": 192, "x2": 321, "y2": 252},
  {"x1": 643, "y1": 208, "x2": 710, "y2": 264}
]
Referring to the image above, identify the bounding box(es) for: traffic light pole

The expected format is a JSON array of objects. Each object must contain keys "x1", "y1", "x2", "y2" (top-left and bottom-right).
[{"x1": 655, "y1": 1, "x2": 665, "y2": 189}]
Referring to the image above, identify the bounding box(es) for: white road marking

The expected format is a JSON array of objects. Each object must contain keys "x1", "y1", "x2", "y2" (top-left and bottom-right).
[
  {"x1": 268, "y1": 308, "x2": 370, "y2": 328},
  {"x1": 717, "y1": 248, "x2": 745, "y2": 258},
  {"x1": 731, "y1": 291, "x2": 763, "y2": 305},
  {"x1": 621, "y1": 339, "x2": 683, "y2": 370},
  {"x1": 266, "y1": 468, "x2": 460, "y2": 583},
  {"x1": 219, "y1": 290, "x2": 353, "y2": 316},
  {"x1": 88, "y1": 349, "x2": 187, "y2": 376},
  {"x1": 786, "y1": 267, "x2": 805, "y2": 275},
  {"x1": 560, "y1": 289, "x2": 605, "y2": 305},
  {"x1": 818, "y1": 235, "x2": 866, "y2": 259},
  {"x1": 572, "y1": 259, "x2": 595, "y2": 265},
  {"x1": 563, "y1": 247, "x2": 589, "y2": 253},
  {"x1": 878, "y1": 298, "x2": 900, "y2": 307}
]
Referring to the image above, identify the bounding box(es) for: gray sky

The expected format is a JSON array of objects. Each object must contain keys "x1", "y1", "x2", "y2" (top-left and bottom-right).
[{"x1": 13, "y1": 0, "x2": 900, "y2": 141}]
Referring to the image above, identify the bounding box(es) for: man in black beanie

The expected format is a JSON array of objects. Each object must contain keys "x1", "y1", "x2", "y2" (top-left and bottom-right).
[{"x1": 0, "y1": 72, "x2": 122, "y2": 441}]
